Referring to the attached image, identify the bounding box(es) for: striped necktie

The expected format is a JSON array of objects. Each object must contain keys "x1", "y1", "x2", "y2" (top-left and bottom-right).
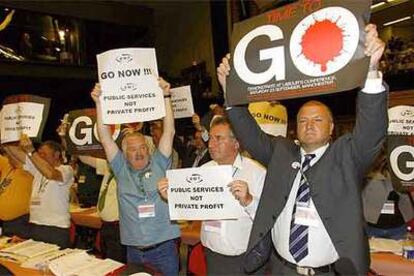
[{"x1": 289, "y1": 153, "x2": 315, "y2": 263}]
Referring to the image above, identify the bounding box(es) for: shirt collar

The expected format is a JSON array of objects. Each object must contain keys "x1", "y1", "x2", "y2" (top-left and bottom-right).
[
  {"x1": 211, "y1": 153, "x2": 242, "y2": 169},
  {"x1": 232, "y1": 153, "x2": 243, "y2": 170},
  {"x1": 300, "y1": 143, "x2": 329, "y2": 165}
]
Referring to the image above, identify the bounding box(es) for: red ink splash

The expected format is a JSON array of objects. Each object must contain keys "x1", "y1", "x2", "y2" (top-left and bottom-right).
[{"x1": 301, "y1": 19, "x2": 343, "y2": 72}]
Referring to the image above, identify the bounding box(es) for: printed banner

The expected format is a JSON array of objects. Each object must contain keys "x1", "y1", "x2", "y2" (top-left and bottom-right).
[
  {"x1": 387, "y1": 105, "x2": 414, "y2": 190},
  {"x1": 248, "y1": 101, "x2": 288, "y2": 136},
  {"x1": 170, "y1": 85, "x2": 194, "y2": 119},
  {"x1": 1, "y1": 95, "x2": 50, "y2": 143},
  {"x1": 166, "y1": 166, "x2": 243, "y2": 220},
  {"x1": 227, "y1": 0, "x2": 371, "y2": 105},
  {"x1": 66, "y1": 108, "x2": 122, "y2": 158},
  {"x1": 97, "y1": 48, "x2": 165, "y2": 124}
]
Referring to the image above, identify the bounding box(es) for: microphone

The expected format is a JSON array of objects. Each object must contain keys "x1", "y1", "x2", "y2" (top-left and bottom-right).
[{"x1": 291, "y1": 161, "x2": 300, "y2": 170}]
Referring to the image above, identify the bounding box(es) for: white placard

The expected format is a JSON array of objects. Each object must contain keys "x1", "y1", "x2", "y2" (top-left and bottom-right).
[
  {"x1": 170, "y1": 85, "x2": 194, "y2": 119},
  {"x1": 166, "y1": 165, "x2": 243, "y2": 220},
  {"x1": 388, "y1": 105, "x2": 414, "y2": 136},
  {"x1": 1, "y1": 102, "x2": 45, "y2": 143},
  {"x1": 97, "y1": 48, "x2": 165, "y2": 124}
]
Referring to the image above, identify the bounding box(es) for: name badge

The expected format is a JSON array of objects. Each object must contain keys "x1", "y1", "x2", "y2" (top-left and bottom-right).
[
  {"x1": 78, "y1": 175, "x2": 86, "y2": 184},
  {"x1": 294, "y1": 205, "x2": 319, "y2": 227},
  {"x1": 138, "y1": 204, "x2": 155, "y2": 218},
  {"x1": 204, "y1": 220, "x2": 222, "y2": 233},
  {"x1": 31, "y1": 196, "x2": 41, "y2": 206},
  {"x1": 381, "y1": 201, "x2": 395, "y2": 214}
]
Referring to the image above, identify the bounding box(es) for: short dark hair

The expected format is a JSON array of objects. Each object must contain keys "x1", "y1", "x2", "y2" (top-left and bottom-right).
[{"x1": 41, "y1": 140, "x2": 62, "y2": 155}]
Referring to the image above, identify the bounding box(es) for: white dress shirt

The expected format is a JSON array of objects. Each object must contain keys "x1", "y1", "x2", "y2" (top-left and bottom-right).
[
  {"x1": 25, "y1": 156, "x2": 74, "y2": 228},
  {"x1": 201, "y1": 154, "x2": 266, "y2": 256},
  {"x1": 272, "y1": 144, "x2": 340, "y2": 267}
]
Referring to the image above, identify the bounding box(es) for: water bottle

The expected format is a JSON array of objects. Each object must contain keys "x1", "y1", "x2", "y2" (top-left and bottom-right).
[{"x1": 402, "y1": 226, "x2": 414, "y2": 260}]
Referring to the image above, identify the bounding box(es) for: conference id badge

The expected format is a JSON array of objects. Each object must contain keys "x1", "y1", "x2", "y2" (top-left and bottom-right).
[
  {"x1": 138, "y1": 204, "x2": 155, "y2": 218},
  {"x1": 78, "y1": 175, "x2": 86, "y2": 184},
  {"x1": 294, "y1": 205, "x2": 319, "y2": 227},
  {"x1": 31, "y1": 196, "x2": 41, "y2": 206},
  {"x1": 204, "y1": 220, "x2": 222, "y2": 233},
  {"x1": 381, "y1": 201, "x2": 395, "y2": 214}
]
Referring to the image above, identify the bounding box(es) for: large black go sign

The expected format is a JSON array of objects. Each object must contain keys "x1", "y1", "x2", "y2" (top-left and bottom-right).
[
  {"x1": 388, "y1": 136, "x2": 414, "y2": 191},
  {"x1": 227, "y1": 0, "x2": 371, "y2": 105}
]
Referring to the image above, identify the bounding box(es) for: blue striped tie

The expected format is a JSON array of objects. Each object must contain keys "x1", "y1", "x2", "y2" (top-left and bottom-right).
[{"x1": 289, "y1": 153, "x2": 315, "y2": 263}]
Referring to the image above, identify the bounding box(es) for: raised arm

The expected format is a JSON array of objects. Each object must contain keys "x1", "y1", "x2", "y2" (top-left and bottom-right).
[
  {"x1": 91, "y1": 83, "x2": 119, "y2": 162},
  {"x1": 157, "y1": 78, "x2": 175, "y2": 158},
  {"x1": 217, "y1": 54, "x2": 275, "y2": 166},
  {"x1": 19, "y1": 135, "x2": 63, "y2": 181},
  {"x1": 78, "y1": 155, "x2": 98, "y2": 169},
  {"x1": 352, "y1": 24, "x2": 387, "y2": 173},
  {"x1": 3, "y1": 144, "x2": 26, "y2": 164}
]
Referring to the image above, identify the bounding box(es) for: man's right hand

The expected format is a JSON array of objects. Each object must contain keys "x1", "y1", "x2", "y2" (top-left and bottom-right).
[
  {"x1": 19, "y1": 134, "x2": 35, "y2": 154},
  {"x1": 216, "y1": 53, "x2": 231, "y2": 95},
  {"x1": 91, "y1": 83, "x2": 102, "y2": 103},
  {"x1": 157, "y1": 177, "x2": 169, "y2": 201},
  {"x1": 192, "y1": 114, "x2": 202, "y2": 131}
]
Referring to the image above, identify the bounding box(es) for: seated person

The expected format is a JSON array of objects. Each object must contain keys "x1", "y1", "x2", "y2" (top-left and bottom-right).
[{"x1": 363, "y1": 149, "x2": 414, "y2": 240}]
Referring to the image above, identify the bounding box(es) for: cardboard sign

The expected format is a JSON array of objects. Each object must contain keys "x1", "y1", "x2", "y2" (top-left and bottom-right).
[
  {"x1": 387, "y1": 105, "x2": 414, "y2": 190},
  {"x1": 66, "y1": 108, "x2": 122, "y2": 157},
  {"x1": 97, "y1": 48, "x2": 166, "y2": 124},
  {"x1": 248, "y1": 101, "x2": 288, "y2": 136},
  {"x1": 388, "y1": 105, "x2": 414, "y2": 136},
  {"x1": 166, "y1": 166, "x2": 243, "y2": 220},
  {"x1": 171, "y1": 85, "x2": 194, "y2": 119},
  {"x1": 227, "y1": 0, "x2": 371, "y2": 105},
  {"x1": 1, "y1": 95, "x2": 50, "y2": 144}
]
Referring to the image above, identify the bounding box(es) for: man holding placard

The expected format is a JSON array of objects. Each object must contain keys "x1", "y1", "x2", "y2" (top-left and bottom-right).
[
  {"x1": 158, "y1": 116, "x2": 266, "y2": 274},
  {"x1": 4, "y1": 137, "x2": 74, "y2": 248},
  {"x1": 91, "y1": 78, "x2": 180, "y2": 275},
  {"x1": 217, "y1": 24, "x2": 387, "y2": 274}
]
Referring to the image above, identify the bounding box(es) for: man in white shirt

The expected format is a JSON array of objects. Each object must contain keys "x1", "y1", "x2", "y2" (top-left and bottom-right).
[
  {"x1": 158, "y1": 116, "x2": 266, "y2": 274},
  {"x1": 6, "y1": 137, "x2": 74, "y2": 248},
  {"x1": 218, "y1": 24, "x2": 387, "y2": 274}
]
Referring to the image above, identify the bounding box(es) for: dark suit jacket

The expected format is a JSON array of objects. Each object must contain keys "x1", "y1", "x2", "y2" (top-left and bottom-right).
[
  {"x1": 227, "y1": 90, "x2": 388, "y2": 274},
  {"x1": 181, "y1": 148, "x2": 211, "y2": 168}
]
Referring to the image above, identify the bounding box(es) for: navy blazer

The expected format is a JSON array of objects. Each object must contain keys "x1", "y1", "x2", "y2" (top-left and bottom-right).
[{"x1": 227, "y1": 89, "x2": 388, "y2": 274}]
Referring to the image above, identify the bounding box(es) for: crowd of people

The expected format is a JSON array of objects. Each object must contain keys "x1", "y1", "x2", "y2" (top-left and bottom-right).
[{"x1": 0, "y1": 23, "x2": 413, "y2": 276}]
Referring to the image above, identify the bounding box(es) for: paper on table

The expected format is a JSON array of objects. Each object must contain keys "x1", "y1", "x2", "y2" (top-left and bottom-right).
[
  {"x1": 0, "y1": 239, "x2": 59, "y2": 262},
  {"x1": 21, "y1": 248, "x2": 84, "y2": 270},
  {"x1": 369, "y1": 238, "x2": 403, "y2": 255},
  {"x1": 48, "y1": 251, "x2": 124, "y2": 276}
]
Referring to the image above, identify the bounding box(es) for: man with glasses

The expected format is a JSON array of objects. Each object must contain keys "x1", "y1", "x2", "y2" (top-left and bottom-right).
[{"x1": 159, "y1": 116, "x2": 266, "y2": 274}]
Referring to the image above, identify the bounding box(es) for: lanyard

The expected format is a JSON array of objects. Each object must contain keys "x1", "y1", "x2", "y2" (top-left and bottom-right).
[
  {"x1": 0, "y1": 168, "x2": 14, "y2": 194},
  {"x1": 232, "y1": 155, "x2": 242, "y2": 177},
  {"x1": 136, "y1": 163, "x2": 153, "y2": 201},
  {"x1": 37, "y1": 176, "x2": 49, "y2": 194}
]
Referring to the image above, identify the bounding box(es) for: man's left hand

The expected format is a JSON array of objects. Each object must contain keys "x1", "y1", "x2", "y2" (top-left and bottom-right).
[
  {"x1": 365, "y1": 24, "x2": 385, "y2": 70},
  {"x1": 228, "y1": 180, "x2": 252, "y2": 207}
]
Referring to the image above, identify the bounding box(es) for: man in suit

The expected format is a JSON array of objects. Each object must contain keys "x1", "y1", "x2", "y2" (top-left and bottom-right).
[{"x1": 217, "y1": 24, "x2": 386, "y2": 275}]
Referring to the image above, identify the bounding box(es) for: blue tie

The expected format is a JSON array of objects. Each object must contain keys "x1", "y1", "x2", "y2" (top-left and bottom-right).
[{"x1": 289, "y1": 153, "x2": 315, "y2": 263}]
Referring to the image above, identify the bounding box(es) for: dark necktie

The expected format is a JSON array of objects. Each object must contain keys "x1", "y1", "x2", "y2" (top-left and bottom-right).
[{"x1": 289, "y1": 153, "x2": 315, "y2": 263}]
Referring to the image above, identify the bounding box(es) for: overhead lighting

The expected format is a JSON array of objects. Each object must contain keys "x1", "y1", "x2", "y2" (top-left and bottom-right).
[
  {"x1": 386, "y1": 0, "x2": 399, "y2": 3},
  {"x1": 371, "y1": 1, "x2": 386, "y2": 9},
  {"x1": 383, "y1": 16, "x2": 412, "y2": 26}
]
